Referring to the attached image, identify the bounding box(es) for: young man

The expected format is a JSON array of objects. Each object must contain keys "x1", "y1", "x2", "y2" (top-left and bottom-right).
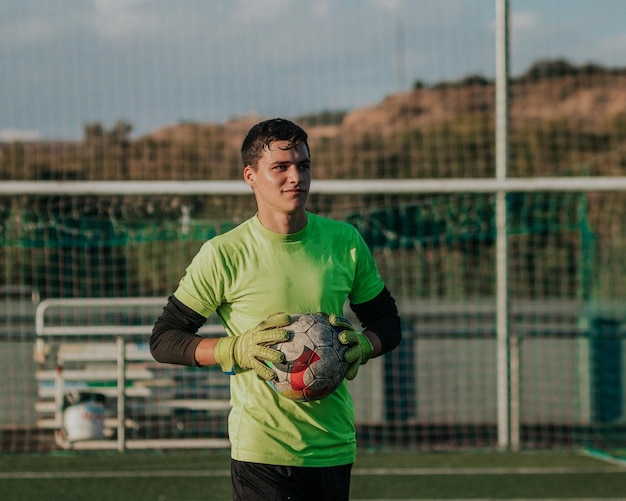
[{"x1": 150, "y1": 118, "x2": 402, "y2": 500}]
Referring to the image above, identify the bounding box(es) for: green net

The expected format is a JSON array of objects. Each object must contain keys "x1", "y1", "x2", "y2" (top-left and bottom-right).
[{"x1": 2, "y1": 190, "x2": 626, "y2": 454}]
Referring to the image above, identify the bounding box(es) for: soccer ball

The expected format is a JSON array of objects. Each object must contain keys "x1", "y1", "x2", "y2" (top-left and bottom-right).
[{"x1": 266, "y1": 313, "x2": 350, "y2": 402}]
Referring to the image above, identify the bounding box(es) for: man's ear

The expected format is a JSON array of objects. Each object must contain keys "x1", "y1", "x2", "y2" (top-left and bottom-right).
[{"x1": 243, "y1": 165, "x2": 255, "y2": 187}]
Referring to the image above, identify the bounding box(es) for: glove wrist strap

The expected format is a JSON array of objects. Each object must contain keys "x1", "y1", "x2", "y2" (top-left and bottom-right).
[
  {"x1": 214, "y1": 337, "x2": 237, "y2": 375},
  {"x1": 359, "y1": 334, "x2": 374, "y2": 364}
]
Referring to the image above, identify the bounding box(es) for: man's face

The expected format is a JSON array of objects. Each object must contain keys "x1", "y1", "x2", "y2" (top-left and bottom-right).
[{"x1": 244, "y1": 140, "x2": 311, "y2": 215}]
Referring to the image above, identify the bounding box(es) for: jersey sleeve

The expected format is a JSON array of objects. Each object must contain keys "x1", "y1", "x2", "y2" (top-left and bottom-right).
[
  {"x1": 173, "y1": 240, "x2": 224, "y2": 318},
  {"x1": 348, "y1": 228, "x2": 385, "y2": 305}
]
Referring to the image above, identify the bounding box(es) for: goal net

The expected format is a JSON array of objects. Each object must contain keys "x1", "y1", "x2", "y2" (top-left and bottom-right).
[
  {"x1": 2, "y1": 185, "x2": 626, "y2": 454},
  {"x1": 2, "y1": 0, "x2": 626, "y2": 458}
]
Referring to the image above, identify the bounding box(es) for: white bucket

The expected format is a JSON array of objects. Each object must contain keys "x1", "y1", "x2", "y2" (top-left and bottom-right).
[{"x1": 63, "y1": 392, "x2": 105, "y2": 441}]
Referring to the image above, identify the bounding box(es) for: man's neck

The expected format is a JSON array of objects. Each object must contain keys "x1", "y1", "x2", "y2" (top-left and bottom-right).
[{"x1": 257, "y1": 210, "x2": 307, "y2": 234}]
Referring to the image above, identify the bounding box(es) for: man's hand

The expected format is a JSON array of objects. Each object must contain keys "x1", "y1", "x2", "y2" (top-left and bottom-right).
[
  {"x1": 214, "y1": 313, "x2": 291, "y2": 380},
  {"x1": 329, "y1": 314, "x2": 374, "y2": 380}
]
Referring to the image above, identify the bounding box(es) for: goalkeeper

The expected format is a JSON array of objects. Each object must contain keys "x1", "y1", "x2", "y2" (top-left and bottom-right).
[{"x1": 151, "y1": 118, "x2": 402, "y2": 501}]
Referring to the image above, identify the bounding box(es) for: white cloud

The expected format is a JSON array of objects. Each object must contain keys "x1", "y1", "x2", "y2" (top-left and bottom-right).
[
  {"x1": 0, "y1": 6, "x2": 85, "y2": 47},
  {"x1": 0, "y1": 18, "x2": 55, "y2": 45},
  {"x1": 371, "y1": 0, "x2": 404, "y2": 12},
  {"x1": 511, "y1": 10, "x2": 541, "y2": 32},
  {"x1": 598, "y1": 32, "x2": 626, "y2": 65},
  {"x1": 232, "y1": 0, "x2": 292, "y2": 25},
  {"x1": 90, "y1": 0, "x2": 163, "y2": 40},
  {"x1": 0, "y1": 129, "x2": 42, "y2": 142}
]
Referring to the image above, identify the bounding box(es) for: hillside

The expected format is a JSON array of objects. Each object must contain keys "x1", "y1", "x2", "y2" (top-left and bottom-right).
[
  {"x1": 333, "y1": 74, "x2": 626, "y2": 138},
  {"x1": 144, "y1": 72, "x2": 626, "y2": 179},
  {"x1": 2, "y1": 63, "x2": 626, "y2": 181}
]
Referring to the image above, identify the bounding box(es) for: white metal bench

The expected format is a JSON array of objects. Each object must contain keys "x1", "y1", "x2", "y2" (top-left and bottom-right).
[{"x1": 35, "y1": 297, "x2": 231, "y2": 451}]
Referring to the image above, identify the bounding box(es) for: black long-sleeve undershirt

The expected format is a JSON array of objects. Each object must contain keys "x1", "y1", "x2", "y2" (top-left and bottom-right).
[
  {"x1": 150, "y1": 287, "x2": 402, "y2": 366},
  {"x1": 150, "y1": 296, "x2": 207, "y2": 366},
  {"x1": 350, "y1": 286, "x2": 402, "y2": 355}
]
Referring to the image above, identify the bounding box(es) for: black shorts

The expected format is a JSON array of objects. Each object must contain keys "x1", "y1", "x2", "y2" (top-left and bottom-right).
[{"x1": 230, "y1": 459, "x2": 352, "y2": 501}]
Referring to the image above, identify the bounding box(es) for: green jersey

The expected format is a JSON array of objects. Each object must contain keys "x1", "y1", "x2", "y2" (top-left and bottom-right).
[{"x1": 174, "y1": 212, "x2": 384, "y2": 466}]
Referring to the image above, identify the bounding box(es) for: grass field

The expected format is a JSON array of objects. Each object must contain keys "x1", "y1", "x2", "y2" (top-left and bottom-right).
[{"x1": 1, "y1": 448, "x2": 625, "y2": 500}]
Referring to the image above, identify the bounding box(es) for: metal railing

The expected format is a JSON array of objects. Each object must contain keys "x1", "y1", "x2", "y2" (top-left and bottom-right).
[{"x1": 35, "y1": 297, "x2": 230, "y2": 452}]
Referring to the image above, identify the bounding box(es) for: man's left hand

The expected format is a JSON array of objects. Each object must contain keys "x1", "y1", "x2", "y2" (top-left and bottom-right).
[{"x1": 328, "y1": 314, "x2": 374, "y2": 380}]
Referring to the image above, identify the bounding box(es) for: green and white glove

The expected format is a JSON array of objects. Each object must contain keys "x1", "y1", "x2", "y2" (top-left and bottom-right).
[
  {"x1": 329, "y1": 314, "x2": 374, "y2": 380},
  {"x1": 214, "y1": 313, "x2": 291, "y2": 381}
]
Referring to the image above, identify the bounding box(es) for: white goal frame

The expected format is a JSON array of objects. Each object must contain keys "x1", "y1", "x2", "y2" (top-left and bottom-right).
[
  {"x1": 10, "y1": 175, "x2": 626, "y2": 452},
  {"x1": 3, "y1": 177, "x2": 626, "y2": 196}
]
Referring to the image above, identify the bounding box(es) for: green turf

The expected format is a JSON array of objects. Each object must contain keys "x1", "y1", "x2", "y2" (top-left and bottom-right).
[{"x1": 1, "y1": 449, "x2": 625, "y2": 500}]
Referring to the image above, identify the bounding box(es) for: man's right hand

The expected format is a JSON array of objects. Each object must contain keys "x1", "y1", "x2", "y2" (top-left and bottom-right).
[{"x1": 214, "y1": 313, "x2": 291, "y2": 380}]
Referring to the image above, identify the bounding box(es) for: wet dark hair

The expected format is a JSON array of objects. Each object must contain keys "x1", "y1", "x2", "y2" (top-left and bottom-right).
[{"x1": 241, "y1": 118, "x2": 309, "y2": 168}]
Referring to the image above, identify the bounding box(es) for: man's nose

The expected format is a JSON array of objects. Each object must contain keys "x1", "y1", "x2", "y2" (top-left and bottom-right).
[{"x1": 287, "y1": 165, "x2": 301, "y2": 182}]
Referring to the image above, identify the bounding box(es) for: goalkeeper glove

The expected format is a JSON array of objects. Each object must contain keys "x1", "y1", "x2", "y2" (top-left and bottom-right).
[
  {"x1": 329, "y1": 314, "x2": 374, "y2": 380},
  {"x1": 214, "y1": 313, "x2": 291, "y2": 381}
]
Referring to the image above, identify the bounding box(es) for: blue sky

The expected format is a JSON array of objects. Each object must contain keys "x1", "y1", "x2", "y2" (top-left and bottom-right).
[{"x1": 1, "y1": 0, "x2": 625, "y2": 140}]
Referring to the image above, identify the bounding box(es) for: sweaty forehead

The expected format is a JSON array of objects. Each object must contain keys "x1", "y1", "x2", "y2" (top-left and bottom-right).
[{"x1": 263, "y1": 141, "x2": 309, "y2": 160}]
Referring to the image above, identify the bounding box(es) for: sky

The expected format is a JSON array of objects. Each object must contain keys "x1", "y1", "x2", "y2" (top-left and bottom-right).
[{"x1": 1, "y1": 0, "x2": 626, "y2": 141}]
